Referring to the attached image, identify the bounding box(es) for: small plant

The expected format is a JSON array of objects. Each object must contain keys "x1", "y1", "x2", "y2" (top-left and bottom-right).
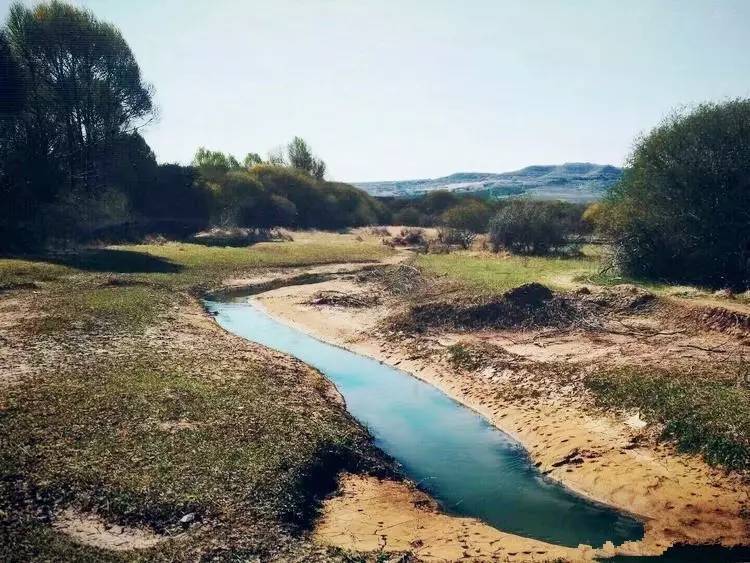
[{"x1": 447, "y1": 343, "x2": 484, "y2": 372}]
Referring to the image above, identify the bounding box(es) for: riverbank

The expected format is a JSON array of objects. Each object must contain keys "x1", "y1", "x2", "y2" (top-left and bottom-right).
[
  {"x1": 0, "y1": 235, "x2": 402, "y2": 561},
  {"x1": 253, "y1": 266, "x2": 750, "y2": 558}
]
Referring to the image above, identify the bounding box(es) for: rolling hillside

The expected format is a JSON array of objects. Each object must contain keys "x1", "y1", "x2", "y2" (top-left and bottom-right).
[{"x1": 355, "y1": 163, "x2": 622, "y2": 202}]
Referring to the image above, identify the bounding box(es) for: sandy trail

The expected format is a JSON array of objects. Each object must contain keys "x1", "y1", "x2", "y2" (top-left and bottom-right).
[{"x1": 252, "y1": 275, "x2": 750, "y2": 559}]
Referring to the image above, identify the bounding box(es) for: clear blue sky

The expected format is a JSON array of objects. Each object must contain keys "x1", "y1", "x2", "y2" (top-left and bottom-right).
[{"x1": 5, "y1": 0, "x2": 750, "y2": 181}]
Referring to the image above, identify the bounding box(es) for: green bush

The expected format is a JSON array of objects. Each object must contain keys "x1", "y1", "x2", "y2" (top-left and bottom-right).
[
  {"x1": 488, "y1": 200, "x2": 582, "y2": 255},
  {"x1": 440, "y1": 199, "x2": 493, "y2": 233},
  {"x1": 602, "y1": 100, "x2": 750, "y2": 289},
  {"x1": 393, "y1": 206, "x2": 425, "y2": 226}
]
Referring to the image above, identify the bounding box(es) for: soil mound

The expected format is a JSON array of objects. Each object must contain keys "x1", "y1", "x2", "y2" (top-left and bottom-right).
[
  {"x1": 393, "y1": 284, "x2": 581, "y2": 332},
  {"x1": 503, "y1": 282, "x2": 553, "y2": 306},
  {"x1": 686, "y1": 305, "x2": 750, "y2": 336},
  {"x1": 307, "y1": 290, "x2": 380, "y2": 308}
]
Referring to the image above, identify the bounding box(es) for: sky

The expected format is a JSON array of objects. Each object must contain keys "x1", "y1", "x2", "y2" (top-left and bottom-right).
[{"x1": 4, "y1": 0, "x2": 750, "y2": 182}]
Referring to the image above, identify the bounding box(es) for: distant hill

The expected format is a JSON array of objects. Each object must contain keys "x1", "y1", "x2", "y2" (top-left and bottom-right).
[{"x1": 354, "y1": 163, "x2": 623, "y2": 202}]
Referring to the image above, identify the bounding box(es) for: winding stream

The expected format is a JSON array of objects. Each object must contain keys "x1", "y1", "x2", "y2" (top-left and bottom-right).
[{"x1": 206, "y1": 295, "x2": 645, "y2": 549}]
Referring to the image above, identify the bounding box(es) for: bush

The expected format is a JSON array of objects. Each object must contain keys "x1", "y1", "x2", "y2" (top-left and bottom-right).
[
  {"x1": 437, "y1": 227, "x2": 476, "y2": 249},
  {"x1": 488, "y1": 200, "x2": 579, "y2": 255},
  {"x1": 390, "y1": 228, "x2": 426, "y2": 247},
  {"x1": 602, "y1": 100, "x2": 750, "y2": 289},
  {"x1": 440, "y1": 199, "x2": 493, "y2": 233},
  {"x1": 393, "y1": 207, "x2": 425, "y2": 227}
]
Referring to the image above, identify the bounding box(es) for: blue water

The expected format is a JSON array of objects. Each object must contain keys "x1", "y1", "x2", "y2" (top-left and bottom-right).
[{"x1": 205, "y1": 298, "x2": 644, "y2": 549}]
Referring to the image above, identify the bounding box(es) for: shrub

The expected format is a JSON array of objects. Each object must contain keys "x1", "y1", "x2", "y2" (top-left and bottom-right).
[
  {"x1": 437, "y1": 227, "x2": 476, "y2": 249},
  {"x1": 390, "y1": 228, "x2": 426, "y2": 247},
  {"x1": 369, "y1": 226, "x2": 391, "y2": 237},
  {"x1": 440, "y1": 199, "x2": 493, "y2": 233},
  {"x1": 602, "y1": 100, "x2": 750, "y2": 289},
  {"x1": 488, "y1": 200, "x2": 578, "y2": 255},
  {"x1": 393, "y1": 207, "x2": 424, "y2": 227}
]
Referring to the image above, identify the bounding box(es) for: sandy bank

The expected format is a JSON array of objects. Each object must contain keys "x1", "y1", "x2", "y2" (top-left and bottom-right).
[
  {"x1": 316, "y1": 474, "x2": 600, "y2": 562},
  {"x1": 254, "y1": 276, "x2": 749, "y2": 559}
]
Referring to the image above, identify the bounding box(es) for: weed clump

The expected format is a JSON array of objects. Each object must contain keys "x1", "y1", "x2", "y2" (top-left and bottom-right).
[
  {"x1": 389, "y1": 228, "x2": 427, "y2": 248},
  {"x1": 357, "y1": 263, "x2": 433, "y2": 296}
]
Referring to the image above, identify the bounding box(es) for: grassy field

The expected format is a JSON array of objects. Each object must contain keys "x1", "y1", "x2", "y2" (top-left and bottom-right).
[
  {"x1": 0, "y1": 235, "x2": 393, "y2": 561},
  {"x1": 416, "y1": 247, "x2": 749, "y2": 308},
  {"x1": 417, "y1": 251, "x2": 601, "y2": 293}
]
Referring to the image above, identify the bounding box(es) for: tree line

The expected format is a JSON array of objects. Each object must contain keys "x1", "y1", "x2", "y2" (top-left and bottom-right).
[
  {"x1": 1, "y1": 1, "x2": 747, "y2": 289},
  {"x1": 0, "y1": 1, "x2": 386, "y2": 249}
]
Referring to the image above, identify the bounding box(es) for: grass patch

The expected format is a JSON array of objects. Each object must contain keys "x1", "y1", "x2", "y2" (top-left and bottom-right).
[
  {"x1": 417, "y1": 252, "x2": 600, "y2": 294},
  {"x1": 118, "y1": 240, "x2": 390, "y2": 272},
  {"x1": 1, "y1": 360, "x2": 374, "y2": 529},
  {"x1": 25, "y1": 285, "x2": 172, "y2": 335},
  {"x1": 0, "y1": 259, "x2": 71, "y2": 287},
  {"x1": 446, "y1": 343, "x2": 485, "y2": 372},
  {"x1": 585, "y1": 366, "x2": 750, "y2": 470},
  {"x1": 0, "y1": 233, "x2": 394, "y2": 560}
]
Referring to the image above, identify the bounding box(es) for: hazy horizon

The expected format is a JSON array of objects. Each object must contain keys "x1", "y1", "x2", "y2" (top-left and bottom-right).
[{"x1": 5, "y1": 0, "x2": 750, "y2": 182}]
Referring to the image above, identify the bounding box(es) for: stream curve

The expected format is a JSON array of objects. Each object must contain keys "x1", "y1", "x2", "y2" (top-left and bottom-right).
[{"x1": 205, "y1": 295, "x2": 646, "y2": 549}]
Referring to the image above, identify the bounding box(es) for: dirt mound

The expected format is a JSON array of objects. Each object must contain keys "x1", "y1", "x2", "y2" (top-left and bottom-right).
[
  {"x1": 685, "y1": 305, "x2": 750, "y2": 336},
  {"x1": 503, "y1": 283, "x2": 553, "y2": 306},
  {"x1": 389, "y1": 284, "x2": 662, "y2": 334},
  {"x1": 307, "y1": 290, "x2": 380, "y2": 308},
  {"x1": 392, "y1": 284, "x2": 583, "y2": 332}
]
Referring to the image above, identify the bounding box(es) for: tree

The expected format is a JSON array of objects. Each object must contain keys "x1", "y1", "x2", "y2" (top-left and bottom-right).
[
  {"x1": 421, "y1": 190, "x2": 459, "y2": 216},
  {"x1": 0, "y1": 32, "x2": 24, "y2": 116},
  {"x1": 285, "y1": 136, "x2": 326, "y2": 180},
  {"x1": 393, "y1": 207, "x2": 423, "y2": 227},
  {"x1": 603, "y1": 100, "x2": 750, "y2": 289},
  {"x1": 311, "y1": 158, "x2": 326, "y2": 181},
  {"x1": 243, "y1": 152, "x2": 263, "y2": 168},
  {"x1": 267, "y1": 146, "x2": 286, "y2": 166},
  {"x1": 5, "y1": 1, "x2": 153, "y2": 193},
  {"x1": 287, "y1": 137, "x2": 314, "y2": 173},
  {"x1": 1, "y1": 1, "x2": 156, "y2": 247},
  {"x1": 192, "y1": 147, "x2": 241, "y2": 182}
]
